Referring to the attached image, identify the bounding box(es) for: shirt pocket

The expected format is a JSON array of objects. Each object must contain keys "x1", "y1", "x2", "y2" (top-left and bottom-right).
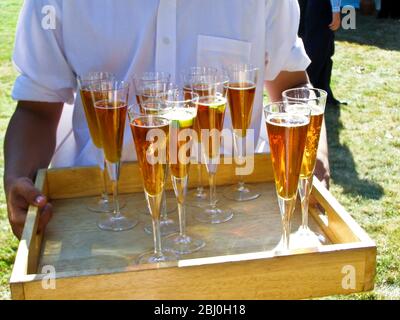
[{"x1": 196, "y1": 35, "x2": 252, "y2": 69}]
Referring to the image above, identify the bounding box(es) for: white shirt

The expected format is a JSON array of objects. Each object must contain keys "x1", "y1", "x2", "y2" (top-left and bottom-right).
[{"x1": 12, "y1": 0, "x2": 310, "y2": 168}]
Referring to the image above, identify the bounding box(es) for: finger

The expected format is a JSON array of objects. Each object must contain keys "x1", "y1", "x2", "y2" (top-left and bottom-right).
[
  {"x1": 9, "y1": 209, "x2": 26, "y2": 240},
  {"x1": 37, "y1": 203, "x2": 53, "y2": 234},
  {"x1": 11, "y1": 223, "x2": 24, "y2": 240},
  {"x1": 13, "y1": 177, "x2": 47, "y2": 208}
]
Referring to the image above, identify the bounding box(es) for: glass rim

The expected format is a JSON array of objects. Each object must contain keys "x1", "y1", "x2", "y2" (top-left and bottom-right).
[
  {"x1": 223, "y1": 63, "x2": 259, "y2": 73},
  {"x1": 90, "y1": 80, "x2": 130, "y2": 93},
  {"x1": 161, "y1": 90, "x2": 199, "y2": 104},
  {"x1": 137, "y1": 82, "x2": 177, "y2": 96},
  {"x1": 263, "y1": 101, "x2": 310, "y2": 114},
  {"x1": 127, "y1": 104, "x2": 142, "y2": 119},
  {"x1": 282, "y1": 87, "x2": 328, "y2": 102},
  {"x1": 94, "y1": 99, "x2": 128, "y2": 110},
  {"x1": 130, "y1": 114, "x2": 170, "y2": 127},
  {"x1": 201, "y1": 74, "x2": 229, "y2": 86},
  {"x1": 127, "y1": 102, "x2": 141, "y2": 111},
  {"x1": 197, "y1": 93, "x2": 227, "y2": 104},
  {"x1": 77, "y1": 71, "x2": 115, "y2": 82},
  {"x1": 132, "y1": 71, "x2": 171, "y2": 81},
  {"x1": 182, "y1": 74, "x2": 229, "y2": 87},
  {"x1": 180, "y1": 66, "x2": 218, "y2": 76},
  {"x1": 130, "y1": 100, "x2": 173, "y2": 115},
  {"x1": 77, "y1": 72, "x2": 115, "y2": 90}
]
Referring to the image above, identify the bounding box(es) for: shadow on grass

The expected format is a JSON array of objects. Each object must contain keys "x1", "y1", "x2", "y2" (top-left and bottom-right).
[
  {"x1": 325, "y1": 106, "x2": 384, "y2": 200},
  {"x1": 336, "y1": 12, "x2": 400, "y2": 52}
]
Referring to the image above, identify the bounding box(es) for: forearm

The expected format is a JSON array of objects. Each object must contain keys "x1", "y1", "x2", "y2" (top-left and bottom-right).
[
  {"x1": 264, "y1": 71, "x2": 310, "y2": 102},
  {"x1": 4, "y1": 101, "x2": 63, "y2": 192}
]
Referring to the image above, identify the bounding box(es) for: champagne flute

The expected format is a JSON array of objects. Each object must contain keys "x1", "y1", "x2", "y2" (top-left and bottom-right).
[
  {"x1": 282, "y1": 88, "x2": 327, "y2": 244},
  {"x1": 264, "y1": 101, "x2": 310, "y2": 251},
  {"x1": 161, "y1": 89, "x2": 206, "y2": 254},
  {"x1": 182, "y1": 67, "x2": 218, "y2": 207},
  {"x1": 133, "y1": 71, "x2": 171, "y2": 111},
  {"x1": 133, "y1": 100, "x2": 180, "y2": 236},
  {"x1": 222, "y1": 64, "x2": 260, "y2": 202},
  {"x1": 77, "y1": 72, "x2": 121, "y2": 213},
  {"x1": 133, "y1": 72, "x2": 178, "y2": 235},
  {"x1": 130, "y1": 114, "x2": 177, "y2": 264},
  {"x1": 91, "y1": 80, "x2": 137, "y2": 231},
  {"x1": 194, "y1": 75, "x2": 234, "y2": 224}
]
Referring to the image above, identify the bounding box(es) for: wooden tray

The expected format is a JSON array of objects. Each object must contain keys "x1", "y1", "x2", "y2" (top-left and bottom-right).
[{"x1": 9, "y1": 154, "x2": 376, "y2": 300}]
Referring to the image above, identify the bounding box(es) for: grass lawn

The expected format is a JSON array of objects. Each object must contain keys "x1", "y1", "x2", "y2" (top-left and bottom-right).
[
  {"x1": 0, "y1": 2, "x2": 399, "y2": 299},
  {"x1": 0, "y1": 0, "x2": 21, "y2": 300}
]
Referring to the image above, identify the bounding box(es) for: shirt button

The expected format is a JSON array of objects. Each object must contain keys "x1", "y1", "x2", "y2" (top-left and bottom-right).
[{"x1": 162, "y1": 37, "x2": 171, "y2": 45}]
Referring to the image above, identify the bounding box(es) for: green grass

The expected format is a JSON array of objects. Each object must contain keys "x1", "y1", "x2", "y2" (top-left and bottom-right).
[
  {"x1": 0, "y1": 0, "x2": 20, "y2": 300},
  {"x1": 327, "y1": 14, "x2": 400, "y2": 299},
  {"x1": 0, "y1": 3, "x2": 399, "y2": 299}
]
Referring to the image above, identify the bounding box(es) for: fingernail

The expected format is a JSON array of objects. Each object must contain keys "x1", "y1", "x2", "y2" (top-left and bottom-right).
[{"x1": 34, "y1": 195, "x2": 46, "y2": 205}]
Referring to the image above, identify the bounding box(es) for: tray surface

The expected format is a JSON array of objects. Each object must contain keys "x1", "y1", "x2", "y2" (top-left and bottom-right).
[{"x1": 39, "y1": 182, "x2": 328, "y2": 275}]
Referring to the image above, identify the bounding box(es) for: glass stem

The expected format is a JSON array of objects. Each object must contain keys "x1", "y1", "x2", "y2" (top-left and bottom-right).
[
  {"x1": 178, "y1": 202, "x2": 186, "y2": 237},
  {"x1": 160, "y1": 191, "x2": 168, "y2": 220},
  {"x1": 209, "y1": 173, "x2": 217, "y2": 209},
  {"x1": 298, "y1": 176, "x2": 313, "y2": 231},
  {"x1": 101, "y1": 160, "x2": 109, "y2": 201},
  {"x1": 106, "y1": 161, "x2": 121, "y2": 218},
  {"x1": 111, "y1": 179, "x2": 121, "y2": 218},
  {"x1": 152, "y1": 218, "x2": 162, "y2": 256},
  {"x1": 171, "y1": 176, "x2": 188, "y2": 237},
  {"x1": 277, "y1": 195, "x2": 296, "y2": 251},
  {"x1": 234, "y1": 131, "x2": 246, "y2": 189},
  {"x1": 160, "y1": 166, "x2": 170, "y2": 220},
  {"x1": 146, "y1": 192, "x2": 164, "y2": 256},
  {"x1": 282, "y1": 213, "x2": 291, "y2": 250},
  {"x1": 196, "y1": 164, "x2": 204, "y2": 194},
  {"x1": 196, "y1": 142, "x2": 204, "y2": 194}
]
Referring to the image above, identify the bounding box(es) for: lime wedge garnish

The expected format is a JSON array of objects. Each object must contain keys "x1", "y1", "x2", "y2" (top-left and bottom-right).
[
  {"x1": 206, "y1": 96, "x2": 226, "y2": 113},
  {"x1": 168, "y1": 109, "x2": 196, "y2": 128},
  {"x1": 209, "y1": 102, "x2": 225, "y2": 111}
]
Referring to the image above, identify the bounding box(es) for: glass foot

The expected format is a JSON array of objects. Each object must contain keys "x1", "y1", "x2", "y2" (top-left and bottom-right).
[
  {"x1": 195, "y1": 205, "x2": 234, "y2": 224},
  {"x1": 87, "y1": 197, "x2": 126, "y2": 213},
  {"x1": 136, "y1": 250, "x2": 178, "y2": 264},
  {"x1": 144, "y1": 217, "x2": 179, "y2": 236},
  {"x1": 223, "y1": 183, "x2": 260, "y2": 202},
  {"x1": 189, "y1": 187, "x2": 207, "y2": 200},
  {"x1": 186, "y1": 188, "x2": 219, "y2": 208},
  {"x1": 164, "y1": 234, "x2": 205, "y2": 254},
  {"x1": 292, "y1": 226, "x2": 326, "y2": 248},
  {"x1": 97, "y1": 213, "x2": 137, "y2": 232},
  {"x1": 273, "y1": 238, "x2": 291, "y2": 255}
]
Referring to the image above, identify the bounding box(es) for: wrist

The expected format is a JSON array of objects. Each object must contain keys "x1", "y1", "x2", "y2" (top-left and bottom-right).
[
  {"x1": 4, "y1": 175, "x2": 31, "y2": 197},
  {"x1": 4, "y1": 175, "x2": 16, "y2": 200}
]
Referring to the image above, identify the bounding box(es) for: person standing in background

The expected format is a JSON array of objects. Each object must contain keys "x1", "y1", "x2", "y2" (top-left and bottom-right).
[
  {"x1": 298, "y1": 0, "x2": 344, "y2": 107},
  {"x1": 378, "y1": 0, "x2": 400, "y2": 19}
]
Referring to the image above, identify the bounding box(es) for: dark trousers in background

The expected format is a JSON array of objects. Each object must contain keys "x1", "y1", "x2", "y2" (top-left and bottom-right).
[
  {"x1": 378, "y1": 0, "x2": 400, "y2": 19},
  {"x1": 298, "y1": 0, "x2": 336, "y2": 102}
]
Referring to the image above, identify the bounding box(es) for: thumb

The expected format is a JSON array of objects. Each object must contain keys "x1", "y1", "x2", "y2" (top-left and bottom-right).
[{"x1": 14, "y1": 177, "x2": 47, "y2": 208}]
